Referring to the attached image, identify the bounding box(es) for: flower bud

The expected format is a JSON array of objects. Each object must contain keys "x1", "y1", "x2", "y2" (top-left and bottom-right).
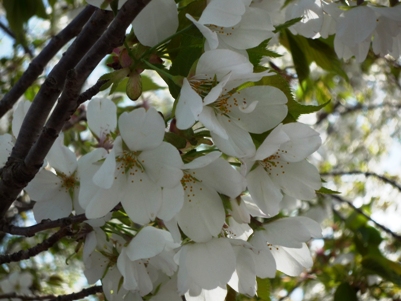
[{"x1": 126, "y1": 72, "x2": 142, "y2": 100}]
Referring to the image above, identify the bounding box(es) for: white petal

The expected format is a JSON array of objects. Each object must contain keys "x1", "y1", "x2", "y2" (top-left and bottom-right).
[
  {"x1": 133, "y1": 0, "x2": 178, "y2": 47},
  {"x1": 280, "y1": 123, "x2": 321, "y2": 162},
  {"x1": 25, "y1": 169, "x2": 62, "y2": 202},
  {"x1": 117, "y1": 248, "x2": 139, "y2": 291},
  {"x1": 184, "y1": 238, "x2": 236, "y2": 289},
  {"x1": 246, "y1": 166, "x2": 282, "y2": 216},
  {"x1": 126, "y1": 226, "x2": 176, "y2": 261},
  {"x1": 84, "y1": 251, "x2": 109, "y2": 284},
  {"x1": 192, "y1": 157, "x2": 244, "y2": 198},
  {"x1": 253, "y1": 124, "x2": 289, "y2": 161},
  {"x1": 183, "y1": 151, "x2": 221, "y2": 169},
  {"x1": 46, "y1": 134, "x2": 77, "y2": 175},
  {"x1": 119, "y1": 107, "x2": 165, "y2": 151},
  {"x1": 140, "y1": 142, "x2": 183, "y2": 188},
  {"x1": 336, "y1": 6, "x2": 376, "y2": 47},
  {"x1": 199, "y1": 0, "x2": 246, "y2": 27},
  {"x1": 270, "y1": 160, "x2": 321, "y2": 200},
  {"x1": 77, "y1": 148, "x2": 108, "y2": 209},
  {"x1": 262, "y1": 218, "x2": 312, "y2": 248},
  {"x1": 196, "y1": 49, "x2": 253, "y2": 81},
  {"x1": 229, "y1": 247, "x2": 257, "y2": 295},
  {"x1": 199, "y1": 106, "x2": 228, "y2": 139},
  {"x1": 92, "y1": 144, "x2": 117, "y2": 189},
  {"x1": 176, "y1": 78, "x2": 203, "y2": 129},
  {"x1": 87, "y1": 97, "x2": 117, "y2": 138},
  {"x1": 85, "y1": 181, "x2": 121, "y2": 219},
  {"x1": 220, "y1": 7, "x2": 274, "y2": 50},
  {"x1": 158, "y1": 184, "x2": 185, "y2": 221},
  {"x1": 203, "y1": 73, "x2": 232, "y2": 105},
  {"x1": 211, "y1": 116, "x2": 256, "y2": 158},
  {"x1": 121, "y1": 173, "x2": 163, "y2": 224},
  {"x1": 185, "y1": 287, "x2": 227, "y2": 301},
  {"x1": 187, "y1": 15, "x2": 219, "y2": 50},
  {"x1": 33, "y1": 193, "x2": 72, "y2": 222},
  {"x1": 291, "y1": 216, "x2": 322, "y2": 238},
  {"x1": 177, "y1": 181, "x2": 225, "y2": 242},
  {"x1": 271, "y1": 243, "x2": 313, "y2": 276},
  {"x1": 227, "y1": 86, "x2": 288, "y2": 134}
]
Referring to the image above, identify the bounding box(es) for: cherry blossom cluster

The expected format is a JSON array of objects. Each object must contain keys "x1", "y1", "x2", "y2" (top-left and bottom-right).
[{"x1": 5, "y1": 0, "x2": 400, "y2": 299}]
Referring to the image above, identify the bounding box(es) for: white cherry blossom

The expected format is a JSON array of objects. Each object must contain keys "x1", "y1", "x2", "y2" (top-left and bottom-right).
[
  {"x1": 175, "y1": 49, "x2": 287, "y2": 157},
  {"x1": 177, "y1": 238, "x2": 236, "y2": 295},
  {"x1": 175, "y1": 152, "x2": 244, "y2": 242},
  {"x1": 87, "y1": 97, "x2": 117, "y2": 146},
  {"x1": 80, "y1": 107, "x2": 183, "y2": 224},
  {"x1": 245, "y1": 123, "x2": 322, "y2": 216},
  {"x1": 187, "y1": 0, "x2": 274, "y2": 51},
  {"x1": 25, "y1": 134, "x2": 79, "y2": 222}
]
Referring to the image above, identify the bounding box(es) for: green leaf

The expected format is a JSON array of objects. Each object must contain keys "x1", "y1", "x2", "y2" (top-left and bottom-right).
[
  {"x1": 334, "y1": 283, "x2": 358, "y2": 301},
  {"x1": 281, "y1": 29, "x2": 310, "y2": 83},
  {"x1": 2, "y1": 0, "x2": 47, "y2": 44},
  {"x1": 247, "y1": 39, "x2": 282, "y2": 67},
  {"x1": 257, "y1": 277, "x2": 271, "y2": 301},
  {"x1": 317, "y1": 186, "x2": 341, "y2": 195},
  {"x1": 362, "y1": 255, "x2": 401, "y2": 286},
  {"x1": 273, "y1": 17, "x2": 302, "y2": 33},
  {"x1": 164, "y1": 132, "x2": 187, "y2": 149},
  {"x1": 259, "y1": 74, "x2": 328, "y2": 121}
]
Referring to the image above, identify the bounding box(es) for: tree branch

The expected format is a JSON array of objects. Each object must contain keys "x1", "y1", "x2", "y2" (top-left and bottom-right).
[
  {"x1": 0, "y1": 213, "x2": 87, "y2": 237},
  {"x1": 48, "y1": 285, "x2": 103, "y2": 301},
  {"x1": 0, "y1": 6, "x2": 96, "y2": 118},
  {"x1": 0, "y1": 226, "x2": 72, "y2": 264},
  {"x1": 11, "y1": 8, "x2": 114, "y2": 162},
  {"x1": 0, "y1": 285, "x2": 103, "y2": 301},
  {"x1": 315, "y1": 102, "x2": 401, "y2": 125},
  {"x1": 321, "y1": 170, "x2": 401, "y2": 193},
  {"x1": 0, "y1": 9, "x2": 114, "y2": 218},
  {"x1": 331, "y1": 194, "x2": 401, "y2": 242},
  {"x1": 0, "y1": 293, "x2": 56, "y2": 300}
]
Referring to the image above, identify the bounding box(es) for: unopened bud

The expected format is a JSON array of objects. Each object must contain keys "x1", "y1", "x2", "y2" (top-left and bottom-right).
[{"x1": 126, "y1": 72, "x2": 142, "y2": 100}]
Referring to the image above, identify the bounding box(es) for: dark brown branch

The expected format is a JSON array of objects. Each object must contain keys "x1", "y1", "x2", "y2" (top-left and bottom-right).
[
  {"x1": 0, "y1": 285, "x2": 103, "y2": 301},
  {"x1": 331, "y1": 195, "x2": 401, "y2": 242},
  {"x1": 0, "y1": 293, "x2": 56, "y2": 300},
  {"x1": 62, "y1": 79, "x2": 107, "y2": 131},
  {"x1": 0, "y1": 226, "x2": 72, "y2": 264},
  {"x1": 0, "y1": 9, "x2": 115, "y2": 218},
  {"x1": 0, "y1": 21, "x2": 33, "y2": 58},
  {"x1": 0, "y1": 6, "x2": 96, "y2": 118},
  {"x1": 48, "y1": 285, "x2": 103, "y2": 301},
  {"x1": 321, "y1": 170, "x2": 401, "y2": 193},
  {"x1": 11, "y1": 8, "x2": 114, "y2": 162},
  {"x1": 315, "y1": 102, "x2": 401, "y2": 125},
  {"x1": 77, "y1": 78, "x2": 108, "y2": 105},
  {"x1": 1, "y1": 0, "x2": 151, "y2": 214},
  {"x1": 0, "y1": 213, "x2": 87, "y2": 237}
]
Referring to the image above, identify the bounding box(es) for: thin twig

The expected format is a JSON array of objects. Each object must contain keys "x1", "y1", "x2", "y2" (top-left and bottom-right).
[
  {"x1": 0, "y1": 213, "x2": 87, "y2": 237},
  {"x1": 0, "y1": 21, "x2": 33, "y2": 58},
  {"x1": 0, "y1": 293, "x2": 56, "y2": 300},
  {"x1": 0, "y1": 227, "x2": 72, "y2": 264},
  {"x1": 0, "y1": 6, "x2": 97, "y2": 118},
  {"x1": 321, "y1": 170, "x2": 401, "y2": 193},
  {"x1": 331, "y1": 194, "x2": 401, "y2": 242},
  {"x1": 0, "y1": 285, "x2": 103, "y2": 301},
  {"x1": 48, "y1": 285, "x2": 103, "y2": 301}
]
